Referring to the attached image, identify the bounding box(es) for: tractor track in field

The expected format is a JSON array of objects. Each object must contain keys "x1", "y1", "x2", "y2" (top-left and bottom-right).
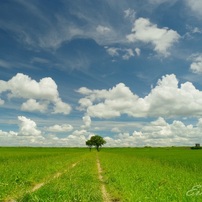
[
  {"x1": 31, "y1": 161, "x2": 78, "y2": 192},
  {"x1": 3, "y1": 161, "x2": 79, "y2": 202},
  {"x1": 97, "y1": 157, "x2": 111, "y2": 202}
]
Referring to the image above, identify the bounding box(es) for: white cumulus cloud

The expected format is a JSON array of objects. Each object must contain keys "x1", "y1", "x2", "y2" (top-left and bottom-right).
[
  {"x1": 104, "y1": 117, "x2": 202, "y2": 147},
  {"x1": 126, "y1": 18, "x2": 180, "y2": 56},
  {"x1": 47, "y1": 124, "x2": 73, "y2": 132},
  {"x1": 77, "y1": 74, "x2": 202, "y2": 119},
  {"x1": 53, "y1": 98, "x2": 71, "y2": 115},
  {"x1": 0, "y1": 130, "x2": 17, "y2": 137},
  {"x1": 190, "y1": 54, "x2": 202, "y2": 74},
  {"x1": 18, "y1": 116, "x2": 42, "y2": 136},
  {"x1": 21, "y1": 99, "x2": 48, "y2": 112},
  {"x1": 81, "y1": 115, "x2": 91, "y2": 128},
  {"x1": 1, "y1": 115, "x2": 202, "y2": 147},
  {"x1": 0, "y1": 73, "x2": 71, "y2": 114}
]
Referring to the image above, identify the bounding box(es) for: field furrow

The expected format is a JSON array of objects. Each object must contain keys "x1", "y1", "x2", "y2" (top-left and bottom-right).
[
  {"x1": 0, "y1": 148, "x2": 85, "y2": 201},
  {"x1": 98, "y1": 148, "x2": 202, "y2": 202},
  {"x1": 97, "y1": 157, "x2": 111, "y2": 202},
  {"x1": 1, "y1": 147, "x2": 202, "y2": 201},
  {"x1": 18, "y1": 152, "x2": 102, "y2": 202}
]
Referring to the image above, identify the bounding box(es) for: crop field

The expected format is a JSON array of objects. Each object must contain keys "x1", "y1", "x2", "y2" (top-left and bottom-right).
[{"x1": 0, "y1": 147, "x2": 202, "y2": 202}]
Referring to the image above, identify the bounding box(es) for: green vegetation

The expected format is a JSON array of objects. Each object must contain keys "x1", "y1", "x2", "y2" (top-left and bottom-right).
[
  {"x1": 99, "y1": 147, "x2": 202, "y2": 201},
  {"x1": 0, "y1": 147, "x2": 85, "y2": 201},
  {"x1": 86, "y1": 135, "x2": 106, "y2": 151},
  {"x1": 20, "y1": 152, "x2": 102, "y2": 202},
  {"x1": 0, "y1": 147, "x2": 202, "y2": 201}
]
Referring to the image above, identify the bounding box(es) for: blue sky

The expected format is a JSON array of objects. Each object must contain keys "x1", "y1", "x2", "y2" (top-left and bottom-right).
[{"x1": 1, "y1": 0, "x2": 202, "y2": 147}]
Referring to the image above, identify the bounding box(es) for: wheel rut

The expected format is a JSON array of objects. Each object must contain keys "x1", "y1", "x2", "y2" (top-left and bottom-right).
[
  {"x1": 97, "y1": 157, "x2": 111, "y2": 202},
  {"x1": 31, "y1": 161, "x2": 79, "y2": 192},
  {"x1": 4, "y1": 161, "x2": 79, "y2": 202}
]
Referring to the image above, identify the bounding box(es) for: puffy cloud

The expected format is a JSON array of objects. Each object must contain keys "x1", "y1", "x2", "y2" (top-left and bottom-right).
[
  {"x1": 18, "y1": 116, "x2": 42, "y2": 136},
  {"x1": 0, "y1": 130, "x2": 18, "y2": 146},
  {"x1": 126, "y1": 18, "x2": 180, "y2": 56},
  {"x1": 0, "y1": 73, "x2": 71, "y2": 114},
  {"x1": 0, "y1": 116, "x2": 46, "y2": 146},
  {"x1": 7, "y1": 73, "x2": 58, "y2": 100},
  {"x1": 0, "y1": 130, "x2": 17, "y2": 137},
  {"x1": 52, "y1": 129, "x2": 92, "y2": 147},
  {"x1": 21, "y1": 99, "x2": 48, "y2": 112},
  {"x1": 76, "y1": 87, "x2": 93, "y2": 95},
  {"x1": 104, "y1": 117, "x2": 202, "y2": 147},
  {"x1": 77, "y1": 74, "x2": 202, "y2": 119},
  {"x1": 190, "y1": 54, "x2": 202, "y2": 74},
  {"x1": 78, "y1": 82, "x2": 139, "y2": 118},
  {"x1": 53, "y1": 98, "x2": 71, "y2": 115},
  {"x1": 111, "y1": 127, "x2": 121, "y2": 133},
  {"x1": 47, "y1": 124, "x2": 73, "y2": 132},
  {"x1": 78, "y1": 98, "x2": 93, "y2": 111},
  {"x1": 81, "y1": 115, "x2": 91, "y2": 128},
  {"x1": 1, "y1": 115, "x2": 202, "y2": 147}
]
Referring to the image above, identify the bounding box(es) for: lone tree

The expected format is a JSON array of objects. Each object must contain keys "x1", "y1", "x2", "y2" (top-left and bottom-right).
[
  {"x1": 86, "y1": 135, "x2": 106, "y2": 151},
  {"x1": 86, "y1": 139, "x2": 93, "y2": 151}
]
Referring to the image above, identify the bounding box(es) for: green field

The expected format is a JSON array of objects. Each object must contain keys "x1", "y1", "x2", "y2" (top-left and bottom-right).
[{"x1": 0, "y1": 147, "x2": 202, "y2": 202}]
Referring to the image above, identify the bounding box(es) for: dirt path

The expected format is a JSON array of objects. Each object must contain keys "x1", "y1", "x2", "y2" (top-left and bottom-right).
[
  {"x1": 31, "y1": 161, "x2": 78, "y2": 192},
  {"x1": 4, "y1": 161, "x2": 79, "y2": 202},
  {"x1": 97, "y1": 157, "x2": 111, "y2": 202}
]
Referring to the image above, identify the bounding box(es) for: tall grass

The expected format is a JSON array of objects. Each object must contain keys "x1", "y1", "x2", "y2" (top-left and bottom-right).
[
  {"x1": 1, "y1": 147, "x2": 202, "y2": 201},
  {"x1": 0, "y1": 147, "x2": 85, "y2": 201},
  {"x1": 20, "y1": 151, "x2": 102, "y2": 202},
  {"x1": 99, "y1": 148, "x2": 202, "y2": 202}
]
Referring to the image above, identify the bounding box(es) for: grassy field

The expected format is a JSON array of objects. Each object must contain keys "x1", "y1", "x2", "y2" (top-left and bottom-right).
[{"x1": 0, "y1": 147, "x2": 202, "y2": 201}]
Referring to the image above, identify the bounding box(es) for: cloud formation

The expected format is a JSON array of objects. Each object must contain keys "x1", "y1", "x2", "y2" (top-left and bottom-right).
[
  {"x1": 18, "y1": 116, "x2": 42, "y2": 136},
  {"x1": 77, "y1": 74, "x2": 202, "y2": 119},
  {"x1": 105, "y1": 117, "x2": 201, "y2": 147},
  {"x1": 190, "y1": 54, "x2": 202, "y2": 74},
  {"x1": 124, "y1": 8, "x2": 136, "y2": 22},
  {"x1": 0, "y1": 115, "x2": 202, "y2": 147},
  {"x1": 47, "y1": 124, "x2": 73, "y2": 132},
  {"x1": 81, "y1": 115, "x2": 91, "y2": 128},
  {"x1": 0, "y1": 73, "x2": 71, "y2": 114},
  {"x1": 21, "y1": 99, "x2": 48, "y2": 112},
  {"x1": 105, "y1": 47, "x2": 138, "y2": 60},
  {"x1": 127, "y1": 18, "x2": 180, "y2": 56}
]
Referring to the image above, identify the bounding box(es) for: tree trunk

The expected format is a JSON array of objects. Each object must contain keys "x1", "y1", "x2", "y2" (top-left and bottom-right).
[{"x1": 96, "y1": 145, "x2": 100, "y2": 152}]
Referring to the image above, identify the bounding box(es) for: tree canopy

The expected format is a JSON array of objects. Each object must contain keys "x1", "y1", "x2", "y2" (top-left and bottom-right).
[{"x1": 86, "y1": 135, "x2": 106, "y2": 151}]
